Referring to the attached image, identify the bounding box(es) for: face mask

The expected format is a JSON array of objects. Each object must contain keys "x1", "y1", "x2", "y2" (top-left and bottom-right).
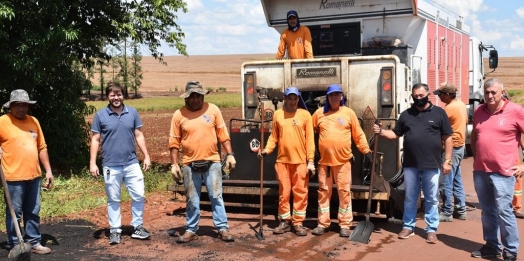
[{"x1": 413, "y1": 95, "x2": 429, "y2": 107}]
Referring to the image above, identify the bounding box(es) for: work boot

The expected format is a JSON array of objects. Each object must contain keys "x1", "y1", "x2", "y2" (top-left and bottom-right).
[
  {"x1": 218, "y1": 229, "x2": 234, "y2": 242},
  {"x1": 339, "y1": 228, "x2": 351, "y2": 237},
  {"x1": 514, "y1": 210, "x2": 524, "y2": 219},
  {"x1": 273, "y1": 221, "x2": 291, "y2": 234},
  {"x1": 453, "y1": 208, "x2": 467, "y2": 220},
  {"x1": 426, "y1": 232, "x2": 438, "y2": 244},
  {"x1": 397, "y1": 229, "x2": 414, "y2": 239},
  {"x1": 471, "y1": 244, "x2": 502, "y2": 258},
  {"x1": 293, "y1": 225, "x2": 307, "y2": 236},
  {"x1": 311, "y1": 226, "x2": 326, "y2": 236},
  {"x1": 176, "y1": 231, "x2": 198, "y2": 243},
  {"x1": 439, "y1": 212, "x2": 453, "y2": 222},
  {"x1": 31, "y1": 244, "x2": 52, "y2": 255}
]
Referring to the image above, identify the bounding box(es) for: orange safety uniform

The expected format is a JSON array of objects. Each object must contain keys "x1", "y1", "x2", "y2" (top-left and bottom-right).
[
  {"x1": 168, "y1": 102, "x2": 230, "y2": 166},
  {"x1": 276, "y1": 26, "x2": 313, "y2": 60},
  {"x1": 514, "y1": 142, "x2": 523, "y2": 212},
  {"x1": 312, "y1": 106, "x2": 371, "y2": 229},
  {"x1": 0, "y1": 113, "x2": 47, "y2": 181},
  {"x1": 264, "y1": 108, "x2": 315, "y2": 226},
  {"x1": 514, "y1": 175, "x2": 522, "y2": 211}
]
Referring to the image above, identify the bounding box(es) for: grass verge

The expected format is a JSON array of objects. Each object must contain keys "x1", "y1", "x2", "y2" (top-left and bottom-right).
[
  {"x1": 0, "y1": 164, "x2": 172, "y2": 231},
  {"x1": 86, "y1": 93, "x2": 241, "y2": 113},
  {"x1": 507, "y1": 89, "x2": 524, "y2": 105}
]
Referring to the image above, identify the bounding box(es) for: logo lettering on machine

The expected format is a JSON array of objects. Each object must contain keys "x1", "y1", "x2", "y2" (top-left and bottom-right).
[{"x1": 319, "y1": 0, "x2": 356, "y2": 10}]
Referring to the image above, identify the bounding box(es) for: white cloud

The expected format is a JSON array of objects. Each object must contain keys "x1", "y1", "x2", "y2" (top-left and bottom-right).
[
  {"x1": 510, "y1": 35, "x2": 524, "y2": 50},
  {"x1": 172, "y1": 0, "x2": 279, "y2": 55},
  {"x1": 517, "y1": 7, "x2": 524, "y2": 18}
]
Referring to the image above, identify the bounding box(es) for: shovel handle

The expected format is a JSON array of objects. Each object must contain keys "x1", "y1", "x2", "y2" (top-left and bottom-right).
[
  {"x1": 259, "y1": 101, "x2": 265, "y2": 233},
  {"x1": 365, "y1": 119, "x2": 380, "y2": 222},
  {"x1": 0, "y1": 165, "x2": 26, "y2": 245}
]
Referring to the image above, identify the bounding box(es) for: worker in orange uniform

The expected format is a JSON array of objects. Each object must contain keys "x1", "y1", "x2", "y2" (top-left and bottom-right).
[
  {"x1": 276, "y1": 10, "x2": 313, "y2": 60},
  {"x1": 258, "y1": 87, "x2": 315, "y2": 236},
  {"x1": 310, "y1": 84, "x2": 372, "y2": 237}
]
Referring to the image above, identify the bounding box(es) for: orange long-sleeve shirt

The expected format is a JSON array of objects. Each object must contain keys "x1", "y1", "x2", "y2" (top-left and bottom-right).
[
  {"x1": 0, "y1": 113, "x2": 47, "y2": 181},
  {"x1": 312, "y1": 106, "x2": 371, "y2": 166},
  {"x1": 276, "y1": 26, "x2": 314, "y2": 59},
  {"x1": 168, "y1": 102, "x2": 230, "y2": 166},
  {"x1": 265, "y1": 108, "x2": 315, "y2": 164},
  {"x1": 444, "y1": 99, "x2": 467, "y2": 148}
]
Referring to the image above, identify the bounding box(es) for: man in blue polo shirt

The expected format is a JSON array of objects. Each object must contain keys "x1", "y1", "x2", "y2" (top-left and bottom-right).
[
  {"x1": 89, "y1": 81, "x2": 152, "y2": 245},
  {"x1": 373, "y1": 83, "x2": 452, "y2": 244}
]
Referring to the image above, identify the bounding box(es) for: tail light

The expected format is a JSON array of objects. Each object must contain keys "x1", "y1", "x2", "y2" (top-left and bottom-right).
[
  {"x1": 244, "y1": 72, "x2": 257, "y2": 107},
  {"x1": 380, "y1": 67, "x2": 393, "y2": 106}
]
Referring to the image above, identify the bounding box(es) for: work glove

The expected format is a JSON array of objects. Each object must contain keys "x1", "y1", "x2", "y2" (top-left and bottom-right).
[
  {"x1": 258, "y1": 149, "x2": 268, "y2": 160},
  {"x1": 365, "y1": 152, "x2": 373, "y2": 163},
  {"x1": 225, "y1": 155, "x2": 236, "y2": 172},
  {"x1": 171, "y1": 164, "x2": 183, "y2": 185},
  {"x1": 307, "y1": 162, "x2": 316, "y2": 177}
]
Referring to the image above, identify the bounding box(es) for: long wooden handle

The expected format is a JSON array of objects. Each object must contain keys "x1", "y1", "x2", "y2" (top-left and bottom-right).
[
  {"x1": 0, "y1": 165, "x2": 25, "y2": 244},
  {"x1": 365, "y1": 119, "x2": 380, "y2": 221},
  {"x1": 259, "y1": 102, "x2": 265, "y2": 227}
]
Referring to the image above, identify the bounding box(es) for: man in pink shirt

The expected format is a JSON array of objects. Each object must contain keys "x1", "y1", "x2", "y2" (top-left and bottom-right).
[{"x1": 470, "y1": 78, "x2": 524, "y2": 261}]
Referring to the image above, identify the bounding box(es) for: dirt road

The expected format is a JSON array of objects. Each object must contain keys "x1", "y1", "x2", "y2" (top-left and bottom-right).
[{"x1": 2, "y1": 157, "x2": 524, "y2": 260}]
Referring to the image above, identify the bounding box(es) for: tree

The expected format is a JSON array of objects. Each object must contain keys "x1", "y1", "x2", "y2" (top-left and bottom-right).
[
  {"x1": 129, "y1": 43, "x2": 143, "y2": 98},
  {"x1": 0, "y1": 0, "x2": 187, "y2": 172}
]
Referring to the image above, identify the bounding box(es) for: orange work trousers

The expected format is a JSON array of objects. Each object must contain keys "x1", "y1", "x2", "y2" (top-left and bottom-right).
[
  {"x1": 316, "y1": 162, "x2": 352, "y2": 229},
  {"x1": 275, "y1": 162, "x2": 309, "y2": 226},
  {"x1": 513, "y1": 176, "x2": 522, "y2": 211}
]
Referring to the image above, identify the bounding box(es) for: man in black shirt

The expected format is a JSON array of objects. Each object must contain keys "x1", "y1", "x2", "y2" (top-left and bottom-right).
[{"x1": 373, "y1": 83, "x2": 452, "y2": 244}]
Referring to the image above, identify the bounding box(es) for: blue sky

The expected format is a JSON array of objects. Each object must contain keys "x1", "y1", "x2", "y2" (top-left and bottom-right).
[{"x1": 156, "y1": 0, "x2": 524, "y2": 57}]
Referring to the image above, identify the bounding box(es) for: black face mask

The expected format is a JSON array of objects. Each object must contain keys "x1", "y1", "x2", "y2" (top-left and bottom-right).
[{"x1": 413, "y1": 95, "x2": 429, "y2": 107}]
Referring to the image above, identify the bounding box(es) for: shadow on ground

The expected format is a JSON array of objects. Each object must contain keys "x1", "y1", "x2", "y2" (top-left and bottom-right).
[{"x1": 0, "y1": 219, "x2": 125, "y2": 261}]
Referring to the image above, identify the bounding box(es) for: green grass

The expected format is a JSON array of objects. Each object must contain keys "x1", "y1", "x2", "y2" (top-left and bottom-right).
[
  {"x1": 0, "y1": 164, "x2": 173, "y2": 230},
  {"x1": 86, "y1": 93, "x2": 241, "y2": 113},
  {"x1": 506, "y1": 89, "x2": 524, "y2": 105}
]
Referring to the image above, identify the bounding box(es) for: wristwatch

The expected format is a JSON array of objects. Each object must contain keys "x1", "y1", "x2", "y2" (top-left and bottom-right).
[
  {"x1": 444, "y1": 159, "x2": 452, "y2": 165},
  {"x1": 227, "y1": 152, "x2": 235, "y2": 156}
]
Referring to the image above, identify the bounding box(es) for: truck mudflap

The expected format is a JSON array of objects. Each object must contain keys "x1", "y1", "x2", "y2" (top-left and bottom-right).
[{"x1": 167, "y1": 118, "x2": 405, "y2": 219}]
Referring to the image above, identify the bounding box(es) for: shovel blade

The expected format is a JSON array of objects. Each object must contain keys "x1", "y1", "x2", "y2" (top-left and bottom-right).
[
  {"x1": 8, "y1": 242, "x2": 32, "y2": 261},
  {"x1": 349, "y1": 220, "x2": 374, "y2": 244}
]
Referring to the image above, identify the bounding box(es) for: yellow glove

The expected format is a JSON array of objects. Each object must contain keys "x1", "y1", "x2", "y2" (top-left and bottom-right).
[
  {"x1": 226, "y1": 155, "x2": 236, "y2": 171},
  {"x1": 307, "y1": 162, "x2": 316, "y2": 177},
  {"x1": 171, "y1": 164, "x2": 183, "y2": 184}
]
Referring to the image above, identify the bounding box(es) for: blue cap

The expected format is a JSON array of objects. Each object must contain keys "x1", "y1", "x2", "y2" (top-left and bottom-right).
[
  {"x1": 324, "y1": 84, "x2": 345, "y2": 113},
  {"x1": 284, "y1": 87, "x2": 307, "y2": 110},
  {"x1": 327, "y1": 84, "x2": 343, "y2": 95}
]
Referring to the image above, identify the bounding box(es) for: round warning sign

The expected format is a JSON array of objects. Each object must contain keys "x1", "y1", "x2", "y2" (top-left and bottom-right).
[
  {"x1": 250, "y1": 138, "x2": 261, "y2": 152},
  {"x1": 264, "y1": 108, "x2": 274, "y2": 120}
]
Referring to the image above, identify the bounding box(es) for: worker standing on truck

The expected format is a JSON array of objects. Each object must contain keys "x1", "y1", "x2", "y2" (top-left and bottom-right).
[
  {"x1": 373, "y1": 83, "x2": 452, "y2": 244},
  {"x1": 276, "y1": 10, "x2": 313, "y2": 60},
  {"x1": 258, "y1": 87, "x2": 315, "y2": 236},
  {"x1": 168, "y1": 81, "x2": 237, "y2": 243},
  {"x1": 310, "y1": 84, "x2": 372, "y2": 237},
  {"x1": 434, "y1": 82, "x2": 468, "y2": 222},
  {"x1": 470, "y1": 79, "x2": 524, "y2": 261}
]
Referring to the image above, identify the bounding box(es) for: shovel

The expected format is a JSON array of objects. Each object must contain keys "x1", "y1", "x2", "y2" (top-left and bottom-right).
[
  {"x1": 350, "y1": 120, "x2": 381, "y2": 244},
  {"x1": 255, "y1": 101, "x2": 265, "y2": 240},
  {"x1": 0, "y1": 165, "x2": 32, "y2": 261}
]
